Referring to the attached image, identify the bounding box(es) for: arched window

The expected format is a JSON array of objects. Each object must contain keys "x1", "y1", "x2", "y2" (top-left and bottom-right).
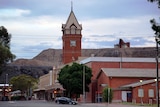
[{"x1": 70, "y1": 24, "x2": 76, "y2": 34}]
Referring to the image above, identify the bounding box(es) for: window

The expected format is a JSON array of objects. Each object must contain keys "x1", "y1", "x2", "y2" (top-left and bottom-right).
[
  {"x1": 70, "y1": 40, "x2": 76, "y2": 46},
  {"x1": 138, "y1": 89, "x2": 144, "y2": 97},
  {"x1": 70, "y1": 24, "x2": 76, "y2": 34},
  {"x1": 148, "y1": 89, "x2": 154, "y2": 98}
]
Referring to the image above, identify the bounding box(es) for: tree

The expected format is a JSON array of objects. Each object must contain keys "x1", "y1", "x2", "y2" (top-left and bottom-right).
[
  {"x1": 102, "y1": 87, "x2": 113, "y2": 103},
  {"x1": 9, "y1": 74, "x2": 37, "y2": 97},
  {"x1": 148, "y1": 0, "x2": 160, "y2": 8},
  {"x1": 58, "y1": 62, "x2": 92, "y2": 99},
  {"x1": 148, "y1": 0, "x2": 160, "y2": 44},
  {"x1": 150, "y1": 19, "x2": 160, "y2": 44},
  {"x1": 0, "y1": 26, "x2": 15, "y2": 68}
]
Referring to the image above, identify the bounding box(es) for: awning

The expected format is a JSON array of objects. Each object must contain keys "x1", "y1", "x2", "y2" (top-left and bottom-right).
[{"x1": 34, "y1": 88, "x2": 46, "y2": 92}]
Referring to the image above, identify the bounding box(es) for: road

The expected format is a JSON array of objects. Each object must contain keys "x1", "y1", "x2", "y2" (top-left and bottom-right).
[{"x1": 0, "y1": 100, "x2": 154, "y2": 107}]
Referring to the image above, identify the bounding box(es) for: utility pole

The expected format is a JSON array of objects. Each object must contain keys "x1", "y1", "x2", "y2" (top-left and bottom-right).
[
  {"x1": 155, "y1": 36, "x2": 159, "y2": 107},
  {"x1": 83, "y1": 64, "x2": 85, "y2": 103}
]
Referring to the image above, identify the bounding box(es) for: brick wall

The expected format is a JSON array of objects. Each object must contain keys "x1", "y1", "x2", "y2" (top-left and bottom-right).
[{"x1": 85, "y1": 61, "x2": 160, "y2": 103}]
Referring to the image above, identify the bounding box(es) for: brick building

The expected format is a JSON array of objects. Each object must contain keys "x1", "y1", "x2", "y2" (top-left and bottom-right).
[
  {"x1": 62, "y1": 10, "x2": 82, "y2": 64},
  {"x1": 34, "y1": 8, "x2": 160, "y2": 105},
  {"x1": 80, "y1": 57, "x2": 160, "y2": 103},
  {"x1": 34, "y1": 67, "x2": 63, "y2": 100},
  {"x1": 114, "y1": 39, "x2": 130, "y2": 48},
  {"x1": 97, "y1": 68, "x2": 160, "y2": 104}
]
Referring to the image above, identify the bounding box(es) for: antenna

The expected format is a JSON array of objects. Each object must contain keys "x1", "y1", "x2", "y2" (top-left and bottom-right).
[{"x1": 71, "y1": 1, "x2": 73, "y2": 11}]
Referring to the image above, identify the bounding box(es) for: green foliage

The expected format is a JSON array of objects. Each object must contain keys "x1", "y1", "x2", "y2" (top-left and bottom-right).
[
  {"x1": 58, "y1": 62, "x2": 92, "y2": 98},
  {"x1": 148, "y1": 0, "x2": 160, "y2": 8},
  {"x1": 9, "y1": 74, "x2": 37, "y2": 93},
  {"x1": 102, "y1": 87, "x2": 113, "y2": 103},
  {"x1": 148, "y1": 0, "x2": 160, "y2": 44},
  {"x1": 0, "y1": 26, "x2": 15, "y2": 67},
  {"x1": 0, "y1": 26, "x2": 11, "y2": 48},
  {"x1": 150, "y1": 19, "x2": 160, "y2": 44}
]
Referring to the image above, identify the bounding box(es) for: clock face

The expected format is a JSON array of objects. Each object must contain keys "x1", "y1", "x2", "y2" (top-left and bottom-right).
[{"x1": 70, "y1": 40, "x2": 76, "y2": 46}]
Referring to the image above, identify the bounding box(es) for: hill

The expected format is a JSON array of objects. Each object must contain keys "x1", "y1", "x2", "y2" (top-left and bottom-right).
[
  {"x1": 32, "y1": 47, "x2": 157, "y2": 65},
  {"x1": 0, "y1": 47, "x2": 157, "y2": 83}
]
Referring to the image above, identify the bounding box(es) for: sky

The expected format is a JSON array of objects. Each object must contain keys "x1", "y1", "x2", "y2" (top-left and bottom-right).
[{"x1": 0, "y1": 0, "x2": 159, "y2": 59}]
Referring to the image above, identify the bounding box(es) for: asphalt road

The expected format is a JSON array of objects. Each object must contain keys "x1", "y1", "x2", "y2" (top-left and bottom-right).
[
  {"x1": 0, "y1": 100, "x2": 154, "y2": 107},
  {"x1": 0, "y1": 100, "x2": 72, "y2": 107}
]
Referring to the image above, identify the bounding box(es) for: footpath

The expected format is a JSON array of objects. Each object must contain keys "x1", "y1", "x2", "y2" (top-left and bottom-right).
[{"x1": 81, "y1": 103, "x2": 155, "y2": 107}]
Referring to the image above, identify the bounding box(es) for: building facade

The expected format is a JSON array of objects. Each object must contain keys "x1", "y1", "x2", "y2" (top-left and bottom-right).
[
  {"x1": 97, "y1": 68, "x2": 160, "y2": 104},
  {"x1": 80, "y1": 57, "x2": 160, "y2": 103},
  {"x1": 34, "y1": 67, "x2": 63, "y2": 100},
  {"x1": 34, "y1": 8, "x2": 160, "y2": 105},
  {"x1": 62, "y1": 10, "x2": 82, "y2": 64}
]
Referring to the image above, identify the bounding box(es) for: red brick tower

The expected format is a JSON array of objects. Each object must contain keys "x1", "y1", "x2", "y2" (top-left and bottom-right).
[{"x1": 62, "y1": 10, "x2": 82, "y2": 64}]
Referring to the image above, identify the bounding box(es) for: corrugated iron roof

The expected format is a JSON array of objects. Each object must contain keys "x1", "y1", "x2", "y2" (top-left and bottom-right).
[
  {"x1": 120, "y1": 79, "x2": 157, "y2": 88},
  {"x1": 80, "y1": 57, "x2": 158, "y2": 64},
  {"x1": 101, "y1": 68, "x2": 159, "y2": 78}
]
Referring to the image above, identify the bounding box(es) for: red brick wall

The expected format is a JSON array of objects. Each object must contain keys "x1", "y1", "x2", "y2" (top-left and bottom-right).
[
  {"x1": 62, "y1": 34, "x2": 82, "y2": 64},
  {"x1": 122, "y1": 62, "x2": 156, "y2": 68},
  {"x1": 132, "y1": 82, "x2": 160, "y2": 104},
  {"x1": 85, "y1": 61, "x2": 160, "y2": 103},
  {"x1": 91, "y1": 62, "x2": 119, "y2": 79},
  {"x1": 89, "y1": 61, "x2": 158, "y2": 80},
  {"x1": 97, "y1": 75, "x2": 154, "y2": 102}
]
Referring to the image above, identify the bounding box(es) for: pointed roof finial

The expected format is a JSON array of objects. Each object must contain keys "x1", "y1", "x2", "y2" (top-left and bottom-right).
[{"x1": 71, "y1": 1, "x2": 73, "y2": 11}]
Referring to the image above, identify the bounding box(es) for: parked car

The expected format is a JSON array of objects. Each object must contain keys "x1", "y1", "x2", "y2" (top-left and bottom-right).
[{"x1": 55, "y1": 97, "x2": 77, "y2": 105}]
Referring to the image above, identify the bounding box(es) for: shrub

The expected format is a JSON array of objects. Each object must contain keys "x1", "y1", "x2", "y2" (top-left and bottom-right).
[{"x1": 102, "y1": 87, "x2": 113, "y2": 103}]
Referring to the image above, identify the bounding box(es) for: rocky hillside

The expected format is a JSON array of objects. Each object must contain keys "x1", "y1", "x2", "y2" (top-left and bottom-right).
[
  {"x1": 0, "y1": 47, "x2": 157, "y2": 83},
  {"x1": 9, "y1": 47, "x2": 156, "y2": 67},
  {"x1": 33, "y1": 49, "x2": 62, "y2": 66},
  {"x1": 32, "y1": 47, "x2": 157, "y2": 65},
  {"x1": 10, "y1": 59, "x2": 53, "y2": 66}
]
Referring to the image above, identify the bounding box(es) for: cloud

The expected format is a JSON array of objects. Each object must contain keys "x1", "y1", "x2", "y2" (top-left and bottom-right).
[
  {"x1": 83, "y1": 35, "x2": 117, "y2": 42},
  {"x1": 8, "y1": 14, "x2": 157, "y2": 59},
  {"x1": 82, "y1": 15, "x2": 157, "y2": 36},
  {"x1": 0, "y1": 9, "x2": 30, "y2": 19},
  {"x1": 1, "y1": 0, "x2": 159, "y2": 59}
]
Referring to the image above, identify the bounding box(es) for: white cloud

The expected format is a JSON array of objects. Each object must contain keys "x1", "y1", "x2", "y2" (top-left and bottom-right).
[
  {"x1": 84, "y1": 35, "x2": 117, "y2": 42},
  {"x1": 7, "y1": 14, "x2": 157, "y2": 59},
  {"x1": 1, "y1": 0, "x2": 158, "y2": 59},
  {"x1": 82, "y1": 42, "x2": 107, "y2": 49},
  {"x1": 134, "y1": 42, "x2": 156, "y2": 47},
  {"x1": 0, "y1": 9, "x2": 30, "y2": 18},
  {"x1": 3, "y1": 16, "x2": 63, "y2": 36},
  {"x1": 82, "y1": 15, "x2": 157, "y2": 37}
]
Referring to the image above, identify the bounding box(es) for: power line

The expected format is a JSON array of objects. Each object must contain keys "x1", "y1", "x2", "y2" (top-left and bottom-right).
[{"x1": 11, "y1": 33, "x2": 154, "y2": 37}]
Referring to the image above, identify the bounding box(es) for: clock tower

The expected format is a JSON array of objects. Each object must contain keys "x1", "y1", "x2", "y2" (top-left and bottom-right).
[{"x1": 62, "y1": 10, "x2": 82, "y2": 64}]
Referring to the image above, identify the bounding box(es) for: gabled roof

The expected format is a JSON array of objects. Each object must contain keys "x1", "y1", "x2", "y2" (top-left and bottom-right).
[
  {"x1": 80, "y1": 57, "x2": 158, "y2": 64},
  {"x1": 97, "y1": 68, "x2": 160, "y2": 78},
  {"x1": 120, "y1": 79, "x2": 157, "y2": 88},
  {"x1": 62, "y1": 11, "x2": 82, "y2": 29}
]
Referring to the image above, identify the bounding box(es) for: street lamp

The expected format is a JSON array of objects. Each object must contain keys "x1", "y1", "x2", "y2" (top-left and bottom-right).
[
  {"x1": 139, "y1": 80, "x2": 143, "y2": 105},
  {"x1": 155, "y1": 35, "x2": 160, "y2": 107}
]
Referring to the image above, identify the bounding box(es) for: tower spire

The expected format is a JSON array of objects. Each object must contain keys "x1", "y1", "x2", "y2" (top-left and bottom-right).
[{"x1": 71, "y1": 1, "x2": 73, "y2": 11}]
